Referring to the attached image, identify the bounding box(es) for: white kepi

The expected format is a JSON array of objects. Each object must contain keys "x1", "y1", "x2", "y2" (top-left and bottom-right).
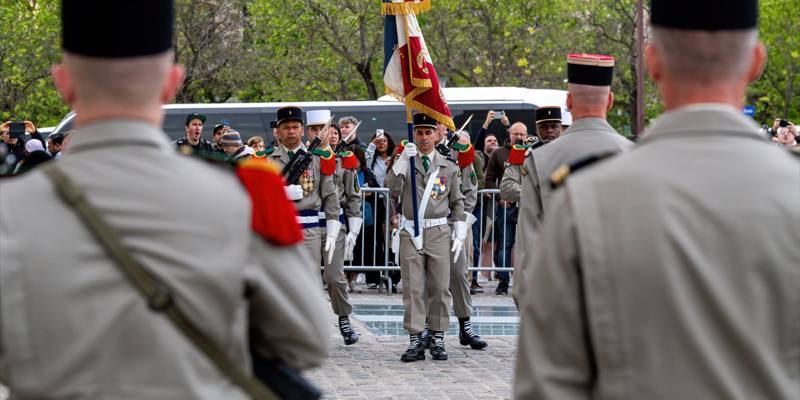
[{"x1": 307, "y1": 109, "x2": 332, "y2": 127}]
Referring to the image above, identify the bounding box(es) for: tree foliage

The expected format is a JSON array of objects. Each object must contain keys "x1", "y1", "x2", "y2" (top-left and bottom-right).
[{"x1": 1, "y1": 0, "x2": 798, "y2": 130}]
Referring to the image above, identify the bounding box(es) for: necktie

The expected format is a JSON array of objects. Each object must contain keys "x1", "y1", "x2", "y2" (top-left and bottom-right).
[
  {"x1": 288, "y1": 150, "x2": 295, "y2": 159},
  {"x1": 422, "y1": 155, "x2": 430, "y2": 172}
]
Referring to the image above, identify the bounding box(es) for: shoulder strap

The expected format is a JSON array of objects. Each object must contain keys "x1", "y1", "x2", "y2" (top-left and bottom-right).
[{"x1": 41, "y1": 165, "x2": 277, "y2": 400}]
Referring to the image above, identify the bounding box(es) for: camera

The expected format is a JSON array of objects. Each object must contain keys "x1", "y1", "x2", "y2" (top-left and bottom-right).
[
  {"x1": 494, "y1": 111, "x2": 506, "y2": 120},
  {"x1": 778, "y1": 119, "x2": 789, "y2": 128},
  {"x1": 9, "y1": 122, "x2": 26, "y2": 140}
]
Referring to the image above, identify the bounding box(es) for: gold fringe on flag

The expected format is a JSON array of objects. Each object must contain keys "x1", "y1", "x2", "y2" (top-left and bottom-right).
[{"x1": 381, "y1": 0, "x2": 431, "y2": 15}]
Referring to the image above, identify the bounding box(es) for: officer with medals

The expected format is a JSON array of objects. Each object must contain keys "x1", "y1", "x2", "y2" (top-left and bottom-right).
[
  {"x1": 419, "y1": 123, "x2": 488, "y2": 350},
  {"x1": 515, "y1": 1, "x2": 800, "y2": 398},
  {"x1": 0, "y1": 1, "x2": 329, "y2": 397},
  {"x1": 269, "y1": 106, "x2": 341, "y2": 273},
  {"x1": 386, "y1": 113, "x2": 466, "y2": 362},
  {"x1": 308, "y1": 110, "x2": 364, "y2": 345},
  {"x1": 512, "y1": 54, "x2": 633, "y2": 304}
]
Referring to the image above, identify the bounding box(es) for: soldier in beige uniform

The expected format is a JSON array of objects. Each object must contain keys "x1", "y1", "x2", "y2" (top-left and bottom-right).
[
  {"x1": 0, "y1": 1, "x2": 329, "y2": 398},
  {"x1": 499, "y1": 107, "x2": 562, "y2": 203},
  {"x1": 421, "y1": 123, "x2": 488, "y2": 350},
  {"x1": 387, "y1": 113, "x2": 466, "y2": 362},
  {"x1": 269, "y1": 106, "x2": 341, "y2": 273},
  {"x1": 515, "y1": 1, "x2": 800, "y2": 399},
  {"x1": 513, "y1": 54, "x2": 633, "y2": 304},
  {"x1": 318, "y1": 118, "x2": 364, "y2": 346}
]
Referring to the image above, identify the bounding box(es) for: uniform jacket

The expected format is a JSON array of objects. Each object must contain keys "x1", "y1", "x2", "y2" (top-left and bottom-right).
[
  {"x1": 334, "y1": 158, "x2": 363, "y2": 220},
  {"x1": 514, "y1": 105, "x2": 800, "y2": 400},
  {"x1": 514, "y1": 117, "x2": 632, "y2": 302},
  {"x1": 386, "y1": 150, "x2": 466, "y2": 224},
  {"x1": 270, "y1": 145, "x2": 340, "y2": 221},
  {"x1": 0, "y1": 121, "x2": 330, "y2": 399}
]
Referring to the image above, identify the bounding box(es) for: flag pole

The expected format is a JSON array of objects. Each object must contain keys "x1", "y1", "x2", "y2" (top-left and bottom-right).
[{"x1": 406, "y1": 108, "x2": 420, "y2": 237}]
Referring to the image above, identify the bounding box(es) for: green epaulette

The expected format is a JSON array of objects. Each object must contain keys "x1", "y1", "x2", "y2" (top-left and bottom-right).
[
  {"x1": 549, "y1": 151, "x2": 617, "y2": 189},
  {"x1": 312, "y1": 148, "x2": 333, "y2": 158}
]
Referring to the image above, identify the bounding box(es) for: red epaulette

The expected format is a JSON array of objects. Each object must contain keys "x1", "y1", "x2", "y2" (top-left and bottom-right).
[
  {"x1": 235, "y1": 158, "x2": 303, "y2": 246},
  {"x1": 456, "y1": 143, "x2": 475, "y2": 169},
  {"x1": 395, "y1": 139, "x2": 409, "y2": 155},
  {"x1": 340, "y1": 151, "x2": 359, "y2": 170},
  {"x1": 508, "y1": 144, "x2": 528, "y2": 166},
  {"x1": 318, "y1": 149, "x2": 336, "y2": 176}
]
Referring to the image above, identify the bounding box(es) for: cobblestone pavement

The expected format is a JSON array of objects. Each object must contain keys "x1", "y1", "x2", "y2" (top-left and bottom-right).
[
  {"x1": 0, "y1": 278, "x2": 518, "y2": 400},
  {"x1": 305, "y1": 278, "x2": 519, "y2": 400}
]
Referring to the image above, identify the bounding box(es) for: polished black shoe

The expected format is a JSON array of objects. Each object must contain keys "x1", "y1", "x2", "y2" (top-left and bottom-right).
[
  {"x1": 338, "y1": 316, "x2": 359, "y2": 345},
  {"x1": 430, "y1": 343, "x2": 448, "y2": 360},
  {"x1": 470, "y1": 280, "x2": 483, "y2": 292},
  {"x1": 495, "y1": 280, "x2": 509, "y2": 295},
  {"x1": 420, "y1": 328, "x2": 432, "y2": 349},
  {"x1": 401, "y1": 340, "x2": 425, "y2": 362},
  {"x1": 459, "y1": 318, "x2": 488, "y2": 350}
]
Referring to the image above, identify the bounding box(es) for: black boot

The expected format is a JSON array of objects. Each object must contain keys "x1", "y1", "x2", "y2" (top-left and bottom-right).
[
  {"x1": 420, "y1": 323, "x2": 432, "y2": 349},
  {"x1": 338, "y1": 316, "x2": 359, "y2": 345},
  {"x1": 400, "y1": 333, "x2": 425, "y2": 362},
  {"x1": 495, "y1": 280, "x2": 509, "y2": 295},
  {"x1": 458, "y1": 317, "x2": 488, "y2": 350},
  {"x1": 429, "y1": 331, "x2": 448, "y2": 361}
]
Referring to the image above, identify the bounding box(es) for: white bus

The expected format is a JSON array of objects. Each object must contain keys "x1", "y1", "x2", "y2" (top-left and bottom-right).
[{"x1": 51, "y1": 87, "x2": 567, "y2": 145}]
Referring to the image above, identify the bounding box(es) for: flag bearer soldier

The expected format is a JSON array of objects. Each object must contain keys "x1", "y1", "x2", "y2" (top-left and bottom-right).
[
  {"x1": 387, "y1": 113, "x2": 467, "y2": 362},
  {"x1": 421, "y1": 124, "x2": 488, "y2": 350},
  {"x1": 309, "y1": 110, "x2": 364, "y2": 346},
  {"x1": 270, "y1": 106, "x2": 341, "y2": 274},
  {"x1": 0, "y1": 1, "x2": 329, "y2": 397},
  {"x1": 513, "y1": 53, "x2": 633, "y2": 303}
]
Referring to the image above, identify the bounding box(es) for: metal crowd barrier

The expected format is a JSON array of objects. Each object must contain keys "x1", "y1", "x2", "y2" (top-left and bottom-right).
[{"x1": 336, "y1": 187, "x2": 516, "y2": 295}]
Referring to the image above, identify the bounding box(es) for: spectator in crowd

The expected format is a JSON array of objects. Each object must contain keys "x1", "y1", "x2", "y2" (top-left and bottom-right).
[
  {"x1": 481, "y1": 134, "x2": 498, "y2": 165},
  {"x1": 14, "y1": 139, "x2": 53, "y2": 174},
  {"x1": 220, "y1": 130, "x2": 253, "y2": 160},
  {"x1": 771, "y1": 120, "x2": 797, "y2": 147},
  {"x1": 365, "y1": 130, "x2": 395, "y2": 187},
  {"x1": 1, "y1": 120, "x2": 45, "y2": 175},
  {"x1": 212, "y1": 123, "x2": 226, "y2": 153},
  {"x1": 339, "y1": 116, "x2": 365, "y2": 147},
  {"x1": 46, "y1": 133, "x2": 66, "y2": 159},
  {"x1": 484, "y1": 121, "x2": 528, "y2": 295},
  {"x1": 247, "y1": 136, "x2": 266, "y2": 152},
  {"x1": 173, "y1": 112, "x2": 213, "y2": 152},
  {"x1": 476, "y1": 110, "x2": 510, "y2": 153}
]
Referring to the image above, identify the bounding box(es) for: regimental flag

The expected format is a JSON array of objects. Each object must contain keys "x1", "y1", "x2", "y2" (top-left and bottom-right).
[{"x1": 383, "y1": 0, "x2": 455, "y2": 130}]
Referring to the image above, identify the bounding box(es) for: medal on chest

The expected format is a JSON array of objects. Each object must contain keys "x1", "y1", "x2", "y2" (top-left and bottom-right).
[
  {"x1": 430, "y1": 176, "x2": 447, "y2": 201},
  {"x1": 300, "y1": 169, "x2": 315, "y2": 197}
]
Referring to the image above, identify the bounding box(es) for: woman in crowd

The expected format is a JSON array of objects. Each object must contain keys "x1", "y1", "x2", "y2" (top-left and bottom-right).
[{"x1": 365, "y1": 131, "x2": 395, "y2": 188}]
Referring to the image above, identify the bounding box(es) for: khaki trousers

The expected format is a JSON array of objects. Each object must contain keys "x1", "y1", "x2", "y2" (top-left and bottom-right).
[
  {"x1": 300, "y1": 226, "x2": 323, "y2": 277},
  {"x1": 399, "y1": 225, "x2": 451, "y2": 333},
  {"x1": 450, "y1": 230, "x2": 473, "y2": 319},
  {"x1": 322, "y1": 228, "x2": 352, "y2": 316}
]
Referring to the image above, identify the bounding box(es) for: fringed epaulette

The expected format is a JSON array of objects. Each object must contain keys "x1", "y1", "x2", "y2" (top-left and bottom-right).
[
  {"x1": 235, "y1": 158, "x2": 303, "y2": 246},
  {"x1": 381, "y1": 0, "x2": 430, "y2": 16},
  {"x1": 452, "y1": 142, "x2": 475, "y2": 169},
  {"x1": 507, "y1": 144, "x2": 528, "y2": 166},
  {"x1": 313, "y1": 148, "x2": 336, "y2": 176},
  {"x1": 254, "y1": 146, "x2": 275, "y2": 159},
  {"x1": 549, "y1": 152, "x2": 617, "y2": 189},
  {"x1": 340, "y1": 150, "x2": 359, "y2": 170},
  {"x1": 396, "y1": 139, "x2": 409, "y2": 155}
]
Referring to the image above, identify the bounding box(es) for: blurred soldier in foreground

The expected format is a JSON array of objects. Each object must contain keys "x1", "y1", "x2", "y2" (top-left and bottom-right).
[
  {"x1": 387, "y1": 113, "x2": 466, "y2": 362},
  {"x1": 514, "y1": 0, "x2": 800, "y2": 398},
  {"x1": 0, "y1": 1, "x2": 329, "y2": 398},
  {"x1": 512, "y1": 53, "x2": 633, "y2": 304}
]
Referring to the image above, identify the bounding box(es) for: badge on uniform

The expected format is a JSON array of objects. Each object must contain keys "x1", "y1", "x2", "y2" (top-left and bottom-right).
[
  {"x1": 300, "y1": 169, "x2": 315, "y2": 197},
  {"x1": 430, "y1": 176, "x2": 447, "y2": 200}
]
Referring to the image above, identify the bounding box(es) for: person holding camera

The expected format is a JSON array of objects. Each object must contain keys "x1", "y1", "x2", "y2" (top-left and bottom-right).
[
  {"x1": 1, "y1": 120, "x2": 44, "y2": 175},
  {"x1": 771, "y1": 119, "x2": 798, "y2": 147}
]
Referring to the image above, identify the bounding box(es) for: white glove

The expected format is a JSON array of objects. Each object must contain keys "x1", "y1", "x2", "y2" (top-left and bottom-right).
[
  {"x1": 465, "y1": 213, "x2": 478, "y2": 227},
  {"x1": 392, "y1": 142, "x2": 417, "y2": 176},
  {"x1": 284, "y1": 184, "x2": 304, "y2": 201},
  {"x1": 325, "y1": 220, "x2": 342, "y2": 264},
  {"x1": 450, "y1": 221, "x2": 468, "y2": 262},
  {"x1": 344, "y1": 217, "x2": 363, "y2": 261}
]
